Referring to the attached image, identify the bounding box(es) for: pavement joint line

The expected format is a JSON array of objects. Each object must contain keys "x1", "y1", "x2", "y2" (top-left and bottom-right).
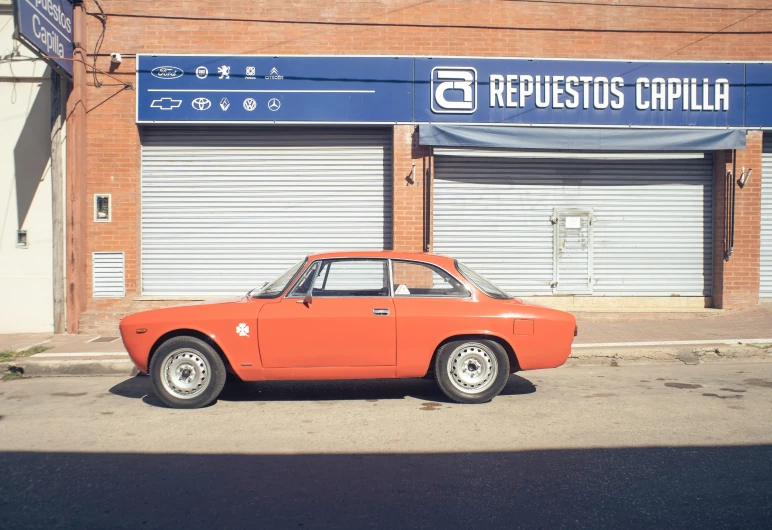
[
  {"x1": 31, "y1": 352, "x2": 129, "y2": 358},
  {"x1": 13, "y1": 339, "x2": 53, "y2": 352},
  {"x1": 573, "y1": 338, "x2": 772, "y2": 348}
]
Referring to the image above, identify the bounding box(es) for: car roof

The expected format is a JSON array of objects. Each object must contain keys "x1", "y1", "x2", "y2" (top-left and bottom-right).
[{"x1": 306, "y1": 250, "x2": 457, "y2": 267}]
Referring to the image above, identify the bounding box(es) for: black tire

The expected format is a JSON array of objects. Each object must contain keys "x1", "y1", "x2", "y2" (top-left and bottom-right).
[
  {"x1": 434, "y1": 339, "x2": 510, "y2": 404},
  {"x1": 149, "y1": 336, "x2": 227, "y2": 409}
]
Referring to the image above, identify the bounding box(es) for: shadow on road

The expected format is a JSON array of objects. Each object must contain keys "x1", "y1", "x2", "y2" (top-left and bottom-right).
[
  {"x1": 109, "y1": 374, "x2": 537, "y2": 407},
  {"x1": 1, "y1": 445, "x2": 770, "y2": 528}
]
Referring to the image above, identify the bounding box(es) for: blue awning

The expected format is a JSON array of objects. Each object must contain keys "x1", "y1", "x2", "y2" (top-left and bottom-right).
[{"x1": 419, "y1": 124, "x2": 746, "y2": 151}]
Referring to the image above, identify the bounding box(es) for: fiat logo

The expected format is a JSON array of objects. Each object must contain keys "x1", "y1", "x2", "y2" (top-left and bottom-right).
[{"x1": 191, "y1": 97, "x2": 211, "y2": 111}]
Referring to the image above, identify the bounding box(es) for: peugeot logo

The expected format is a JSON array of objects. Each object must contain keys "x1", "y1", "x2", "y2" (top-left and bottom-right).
[
  {"x1": 243, "y1": 98, "x2": 257, "y2": 111},
  {"x1": 151, "y1": 66, "x2": 184, "y2": 79},
  {"x1": 267, "y1": 98, "x2": 281, "y2": 111},
  {"x1": 191, "y1": 97, "x2": 211, "y2": 111}
]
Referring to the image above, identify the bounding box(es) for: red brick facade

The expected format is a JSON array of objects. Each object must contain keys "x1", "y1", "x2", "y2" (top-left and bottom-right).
[{"x1": 70, "y1": 1, "x2": 770, "y2": 331}]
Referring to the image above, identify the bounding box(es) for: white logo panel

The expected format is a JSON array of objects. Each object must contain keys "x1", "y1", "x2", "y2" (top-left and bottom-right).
[{"x1": 431, "y1": 66, "x2": 477, "y2": 114}]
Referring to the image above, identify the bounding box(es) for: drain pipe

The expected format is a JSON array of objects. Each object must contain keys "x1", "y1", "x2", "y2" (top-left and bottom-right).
[{"x1": 725, "y1": 150, "x2": 737, "y2": 261}]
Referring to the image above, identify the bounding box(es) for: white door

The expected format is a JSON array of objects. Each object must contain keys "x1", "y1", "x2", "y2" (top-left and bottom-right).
[{"x1": 553, "y1": 210, "x2": 593, "y2": 295}]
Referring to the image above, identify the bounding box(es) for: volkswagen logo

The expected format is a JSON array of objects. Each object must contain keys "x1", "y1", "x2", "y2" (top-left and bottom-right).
[
  {"x1": 267, "y1": 98, "x2": 281, "y2": 111},
  {"x1": 191, "y1": 97, "x2": 211, "y2": 111},
  {"x1": 243, "y1": 98, "x2": 257, "y2": 111}
]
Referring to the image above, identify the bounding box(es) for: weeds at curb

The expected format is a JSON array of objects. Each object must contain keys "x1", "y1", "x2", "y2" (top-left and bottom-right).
[{"x1": 0, "y1": 345, "x2": 51, "y2": 363}]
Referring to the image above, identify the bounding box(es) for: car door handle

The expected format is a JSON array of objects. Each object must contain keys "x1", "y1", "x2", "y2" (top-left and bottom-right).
[{"x1": 372, "y1": 308, "x2": 390, "y2": 316}]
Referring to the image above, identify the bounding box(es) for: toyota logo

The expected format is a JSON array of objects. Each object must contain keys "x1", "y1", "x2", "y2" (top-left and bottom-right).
[
  {"x1": 191, "y1": 97, "x2": 211, "y2": 111},
  {"x1": 268, "y1": 98, "x2": 281, "y2": 111},
  {"x1": 243, "y1": 98, "x2": 257, "y2": 111}
]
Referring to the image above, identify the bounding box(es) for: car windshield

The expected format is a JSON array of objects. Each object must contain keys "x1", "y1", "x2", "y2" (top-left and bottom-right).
[
  {"x1": 455, "y1": 261, "x2": 513, "y2": 300},
  {"x1": 249, "y1": 259, "x2": 306, "y2": 298}
]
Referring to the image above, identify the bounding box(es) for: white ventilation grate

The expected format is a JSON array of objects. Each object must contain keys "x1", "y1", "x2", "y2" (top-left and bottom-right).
[{"x1": 93, "y1": 252, "x2": 125, "y2": 298}]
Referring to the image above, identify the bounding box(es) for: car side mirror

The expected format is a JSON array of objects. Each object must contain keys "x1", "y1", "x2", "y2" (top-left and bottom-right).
[{"x1": 303, "y1": 289, "x2": 313, "y2": 306}]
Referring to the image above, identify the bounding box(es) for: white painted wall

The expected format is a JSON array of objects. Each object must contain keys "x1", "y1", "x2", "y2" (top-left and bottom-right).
[{"x1": 0, "y1": 3, "x2": 55, "y2": 333}]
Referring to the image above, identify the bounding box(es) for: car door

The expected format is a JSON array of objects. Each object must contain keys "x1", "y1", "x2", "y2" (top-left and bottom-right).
[
  {"x1": 390, "y1": 260, "x2": 475, "y2": 376},
  {"x1": 257, "y1": 258, "x2": 396, "y2": 368}
]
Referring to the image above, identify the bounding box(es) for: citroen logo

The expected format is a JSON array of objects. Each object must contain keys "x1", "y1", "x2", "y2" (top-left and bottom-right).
[
  {"x1": 191, "y1": 97, "x2": 211, "y2": 111},
  {"x1": 267, "y1": 98, "x2": 281, "y2": 111}
]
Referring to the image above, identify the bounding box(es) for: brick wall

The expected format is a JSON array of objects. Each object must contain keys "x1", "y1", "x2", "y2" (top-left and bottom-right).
[
  {"x1": 712, "y1": 132, "x2": 763, "y2": 309},
  {"x1": 76, "y1": 0, "x2": 772, "y2": 330}
]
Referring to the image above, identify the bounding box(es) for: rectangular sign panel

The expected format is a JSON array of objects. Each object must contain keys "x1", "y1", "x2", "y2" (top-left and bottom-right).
[
  {"x1": 744, "y1": 63, "x2": 772, "y2": 128},
  {"x1": 415, "y1": 58, "x2": 745, "y2": 127},
  {"x1": 136, "y1": 55, "x2": 414, "y2": 123},
  {"x1": 14, "y1": 0, "x2": 73, "y2": 77}
]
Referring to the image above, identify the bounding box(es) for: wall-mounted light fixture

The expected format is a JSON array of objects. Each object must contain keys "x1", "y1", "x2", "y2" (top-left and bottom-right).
[
  {"x1": 405, "y1": 163, "x2": 416, "y2": 185},
  {"x1": 738, "y1": 167, "x2": 753, "y2": 188}
]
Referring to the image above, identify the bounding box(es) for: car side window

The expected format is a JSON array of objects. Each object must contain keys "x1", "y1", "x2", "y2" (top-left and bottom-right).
[
  {"x1": 288, "y1": 261, "x2": 321, "y2": 297},
  {"x1": 290, "y1": 259, "x2": 389, "y2": 297},
  {"x1": 391, "y1": 260, "x2": 469, "y2": 297}
]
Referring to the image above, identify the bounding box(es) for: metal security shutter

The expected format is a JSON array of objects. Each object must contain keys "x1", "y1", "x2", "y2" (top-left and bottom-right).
[
  {"x1": 433, "y1": 155, "x2": 713, "y2": 296},
  {"x1": 141, "y1": 127, "x2": 391, "y2": 296},
  {"x1": 761, "y1": 135, "x2": 772, "y2": 297},
  {"x1": 93, "y1": 252, "x2": 126, "y2": 298}
]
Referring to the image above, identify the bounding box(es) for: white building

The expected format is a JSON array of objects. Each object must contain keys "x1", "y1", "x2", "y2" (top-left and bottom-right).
[{"x1": 0, "y1": 0, "x2": 64, "y2": 333}]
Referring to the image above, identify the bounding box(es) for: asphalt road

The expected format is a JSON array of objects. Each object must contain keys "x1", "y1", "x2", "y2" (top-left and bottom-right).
[{"x1": 1, "y1": 362, "x2": 771, "y2": 529}]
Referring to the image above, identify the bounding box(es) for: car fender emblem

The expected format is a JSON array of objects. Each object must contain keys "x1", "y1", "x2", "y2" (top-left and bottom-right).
[{"x1": 236, "y1": 323, "x2": 250, "y2": 337}]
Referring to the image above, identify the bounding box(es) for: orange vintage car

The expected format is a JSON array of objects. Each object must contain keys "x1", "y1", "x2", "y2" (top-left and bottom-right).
[{"x1": 119, "y1": 251, "x2": 577, "y2": 408}]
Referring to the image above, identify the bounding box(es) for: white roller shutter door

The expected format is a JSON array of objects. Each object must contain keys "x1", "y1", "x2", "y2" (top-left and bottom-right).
[
  {"x1": 761, "y1": 135, "x2": 772, "y2": 297},
  {"x1": 141, "y1": 127, "x2": 392, "y2": 296},
  {"x1": 433, "y1": 154, "x2": 713, "y2": 297}
]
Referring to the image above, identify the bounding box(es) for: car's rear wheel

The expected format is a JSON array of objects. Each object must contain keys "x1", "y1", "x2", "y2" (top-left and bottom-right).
[
  {"x1": 434, "y1": 339, "x2": 510, "y2": 404},
  {"x1": 149, "y1": 336, "x2": 227, "y2": 409}
]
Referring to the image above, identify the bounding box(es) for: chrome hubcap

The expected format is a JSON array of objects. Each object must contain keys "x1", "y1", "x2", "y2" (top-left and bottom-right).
[
  {"x1": 161, "y1": 349, "x2": 211, "y2": 399},
  {"x1": 447, "y1": 343, "x2": 498, "y2": 394}
]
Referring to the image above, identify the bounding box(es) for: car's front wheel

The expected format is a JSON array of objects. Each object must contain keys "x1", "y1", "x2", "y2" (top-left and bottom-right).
[
  {"x1": 149, "y1": 336, "x2": 227, "y2": 409},
  {"x1": 434, "y1": 339, "x2": 510, "y2": 404}
]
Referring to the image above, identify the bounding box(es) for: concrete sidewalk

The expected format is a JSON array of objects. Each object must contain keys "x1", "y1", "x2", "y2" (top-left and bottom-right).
[{"x1": 2, "y1": 306, "x2": 772, "y2": 376}]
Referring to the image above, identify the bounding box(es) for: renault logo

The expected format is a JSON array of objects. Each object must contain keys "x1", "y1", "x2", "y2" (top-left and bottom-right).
[
  {"x1": 267, "y1": 98, "x2": 281, "y2": 111},
  {"x1": 431, "y1": 67, "x2": 477, "y2": 114},
  {"x1": 191, "y1": 97, "x2": 211, "y2": 111}
]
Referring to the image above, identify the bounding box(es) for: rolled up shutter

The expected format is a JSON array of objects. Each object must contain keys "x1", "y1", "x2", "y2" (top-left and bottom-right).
[{"x1": 140, "y1": 126, "x2": 392, "y2": 296}]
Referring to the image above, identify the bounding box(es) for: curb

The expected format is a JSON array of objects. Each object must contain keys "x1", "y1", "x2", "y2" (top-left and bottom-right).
[
  {"x1": 566, "y1": 345, "x2": 772, "y2": 367},
  {"x1": 1, "y1": 358, "x2": 137, "y2": 378},
  {"x1": 2, "y1": 344, "x2": 772, "y2": 378}
]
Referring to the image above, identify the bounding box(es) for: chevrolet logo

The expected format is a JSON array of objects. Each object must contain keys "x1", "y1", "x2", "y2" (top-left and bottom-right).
[{"x1": 150, "y1": 97, "x2": 183, "y2": 110}]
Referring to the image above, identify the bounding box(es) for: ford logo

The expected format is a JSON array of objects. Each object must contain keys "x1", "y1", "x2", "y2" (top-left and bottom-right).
[{"x1": 151, "y1": 66, "x2": 184, "y2": 80}]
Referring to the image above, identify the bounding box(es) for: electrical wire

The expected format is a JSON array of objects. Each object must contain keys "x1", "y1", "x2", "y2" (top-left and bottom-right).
[
  {"x1": 89, "y1": 0, "x2": 108, "y2": 87},
  {"x1": 502, "y1": 0, "x2": 771, "y2": 11},
  {"x1": 82, "y1": 10, "x2": 772, "y2": 34}
]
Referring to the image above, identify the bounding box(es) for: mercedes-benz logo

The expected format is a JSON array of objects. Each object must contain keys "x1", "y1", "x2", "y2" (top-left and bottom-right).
[
  {"x1": 191, "y1": 97, "x2": 211, "y2": 111},
  {"x1": 267, "y1": 98, "x2": 281, "y2": 111},
  {"x1": 243, "y1": 98, "x2": 257, "y2": 111}
]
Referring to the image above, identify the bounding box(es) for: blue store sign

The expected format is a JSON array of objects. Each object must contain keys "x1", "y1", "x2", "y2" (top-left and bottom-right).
[
  {"x1": 137, "y1": 54, "x2": 772, "y2": 128},
  {"x1": 415, "y1": 58, "x2": 745, "y2": 127},
  {"x1": 14, "y1": 0, "x2": 74, "y2": 77},
  {"x1": 136, "y1": 55, "x2": 414, "y2": 123}
]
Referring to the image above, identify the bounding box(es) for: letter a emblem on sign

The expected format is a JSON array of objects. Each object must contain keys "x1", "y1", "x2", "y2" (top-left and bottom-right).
[{"x1": 431, "y1": 67, "x2": 478, "y2": 114}]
